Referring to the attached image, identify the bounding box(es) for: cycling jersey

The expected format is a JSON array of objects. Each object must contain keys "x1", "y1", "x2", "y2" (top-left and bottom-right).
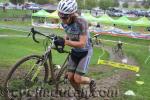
[
  {"x1": 61, "y1": 16, "x2": 93, "y2": 75},
  {"x1": 61, "y1": 16, "x2": 92, "y2": 52},
  {"x1": 117, "y1": 43, "x2": 123, "y2": 49}
]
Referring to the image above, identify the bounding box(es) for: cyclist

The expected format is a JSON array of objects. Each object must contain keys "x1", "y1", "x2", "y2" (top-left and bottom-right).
[
  {"x1": 117, "y1": 40, "x2": 123, "y2": 52},
  {"x1": 93, "y1": 33, "x2": 101, "y2": 45},
  {"x1": 56, "y1": 0, "x2": 96, "y2": 95}
]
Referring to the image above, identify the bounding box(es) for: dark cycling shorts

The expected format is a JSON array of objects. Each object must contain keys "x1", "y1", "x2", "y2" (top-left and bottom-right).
[{"x1": 67, "y1": 48, "x2": 93, "y2": 75}]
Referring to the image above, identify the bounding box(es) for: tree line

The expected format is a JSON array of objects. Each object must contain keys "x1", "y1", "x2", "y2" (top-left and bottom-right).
[{"x1": 8, "y1": 0, "x2": 150, "y2": 9}]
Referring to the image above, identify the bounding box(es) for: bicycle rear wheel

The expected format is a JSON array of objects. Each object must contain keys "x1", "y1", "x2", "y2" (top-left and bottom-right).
[
  {"x1": 118, "y1": 50, "x2": 124, "y2": 58},
  {"x1": 4, "y1": 55, "x2": 49, "y2": 99},
  {"x1": 112, "y1": 46, "x2": 118, "y2": 54}
]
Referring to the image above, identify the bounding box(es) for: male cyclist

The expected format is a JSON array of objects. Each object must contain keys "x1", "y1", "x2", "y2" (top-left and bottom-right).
[
  {"x1": 117, "y1": 40, "x2": 123, "y2": 52},
  {"x1": 56, "y1": 0, "x2": 96, "y2": 95},
  {"x1": 93, "y1": 33, "x2": 101, "y2": 45}
]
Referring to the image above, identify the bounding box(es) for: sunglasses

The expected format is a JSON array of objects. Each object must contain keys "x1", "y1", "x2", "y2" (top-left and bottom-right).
[
  {"x1": 58, "y1": 12, "x2": 70, "y2": 20},
  {"x1": 60, "y1": 17, "x2": 69, "y2": 20}
]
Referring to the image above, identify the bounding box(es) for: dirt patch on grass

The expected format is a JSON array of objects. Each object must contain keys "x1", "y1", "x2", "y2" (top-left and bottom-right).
[
  {"x1": 0, "y1": 46, "x2": 139, "y2": 100},
  {"x1": 0, "y1": 68, "x2": 10, "y2": 86},
  {"x1": 86, "y1": 46, "x2": 138, "y2": 99}
]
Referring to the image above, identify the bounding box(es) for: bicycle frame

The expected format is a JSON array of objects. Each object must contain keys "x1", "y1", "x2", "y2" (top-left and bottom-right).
[
  {"x1": 92, "y1": 34, "x2": 103, "y2": 47},
  {"x1": 112, "y1": 46, "x2": 124, "y2": 58},
  {"x1": 26, "y1": 38, "x2": 70, "y2": 85},
  {"x1": 3, "y1": 28, "x2": 71, "y2": 100}
]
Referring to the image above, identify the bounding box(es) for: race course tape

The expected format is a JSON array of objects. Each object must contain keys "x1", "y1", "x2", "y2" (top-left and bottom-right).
[{"x1": 97, "y1": 59, "x2": 140, "y2": 72}]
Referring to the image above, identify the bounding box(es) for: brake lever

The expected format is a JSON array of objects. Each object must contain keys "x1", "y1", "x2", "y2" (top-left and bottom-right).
[
  {"x1": 27, "y1": 32, "x2": 31, "y2": 37},
  {"x1": 32, "y1": 32, "x2": 39, "y2": 43},
  {"x1": 30, "y1": 27, "x2": 40, "y2": 43}
]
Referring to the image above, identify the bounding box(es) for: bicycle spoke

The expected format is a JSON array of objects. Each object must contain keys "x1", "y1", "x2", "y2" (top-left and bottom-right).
[{"x1": 6, "y1": 55, "x2": 48, "y2": 92}]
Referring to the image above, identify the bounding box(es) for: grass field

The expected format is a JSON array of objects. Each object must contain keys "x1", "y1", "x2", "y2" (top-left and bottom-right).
[
  {"x1": 0, "y1": 29, "x2": 109, "y2": 67},
  {"x1": 0, "y1": 9, "x2": 32, "y2": 18},
  {"x1": 1, "y1": 28, "x2": 150, "y2": 99},
  {"x1": 121, "y1": 45, "x2": 150, "y2": 100},
  {"x1": 103, "y1": 37, "x2": 150, "y2": 99},
  {"x1": 100, "y1": 34, "x2": 150, "y2": 46},
  {"x1": 0, "y1": 10, "x2": 150, "y2": 99},
  {"x1": 0, "y1": 0, "x2": 9, "y2": 3},
  {"x1": 0, "y1": 28, "x2": 28, "y2": 35}
]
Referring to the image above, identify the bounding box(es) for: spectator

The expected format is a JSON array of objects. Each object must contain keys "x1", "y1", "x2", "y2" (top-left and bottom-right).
[
  {"x1": 147, "y1": 27, "x2": 150, "y2": 32},
  {"x1": 96, "y1": 23, "x2": 100, "y2": 28}
]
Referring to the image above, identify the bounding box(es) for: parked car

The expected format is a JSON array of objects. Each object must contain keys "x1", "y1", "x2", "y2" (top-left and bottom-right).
[
  {"x1": 26, "y1": 4, "x2": 41, "y2": 10},
  {"x1": 6, "y1": 3, "x2": 17, "y2": 9}
]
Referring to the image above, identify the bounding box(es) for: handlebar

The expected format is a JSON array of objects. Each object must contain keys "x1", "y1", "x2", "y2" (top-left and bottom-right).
[
  {"x1": 28, "y1": 28, "x2": 68, "y2": 53},
  {"x1": 28, "y1": 28, "x2": 56, "y2": 43},
  {"x1": 94, "y1": 34, "x2": 101, "y2": 38}
]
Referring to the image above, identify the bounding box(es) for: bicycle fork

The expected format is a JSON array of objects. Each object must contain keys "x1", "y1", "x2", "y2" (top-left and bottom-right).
[{"x1": 25, "y1": 62, "x2": 44, "y2": 82}]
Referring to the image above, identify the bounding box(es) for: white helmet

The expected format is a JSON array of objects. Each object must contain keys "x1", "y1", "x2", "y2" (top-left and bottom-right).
[
  {"x1": 118, "y1": 40, "x2": 122, "y2": 43},
  {"x1": 57, "y1": 0, "x2": 78, "y2": 14}
]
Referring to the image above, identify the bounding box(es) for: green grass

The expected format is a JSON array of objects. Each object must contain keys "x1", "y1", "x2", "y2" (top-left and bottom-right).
[
  {"x1": 0, "y1": 0, "x2": 9, "y2": 3},
  {"x1": 0, "y1": 20, "x2": 32, "y2": 26},
  {"x1": 119, "y1": 44, "x2": 150, "y2": 99},
  {"x1": 93, "y1": 33, "x2": 150, "y2": 46},
  {"x1": 0, "y1": 9, "x2": 32, "y2": 18},
  {"x1": 102, "y1": 37, "x2": 150, "y2": 99},
  {"x1": 0, "y1": 28, "x2": 28, "y2": 35},
  {"x1": 0, "y1": 19, "x2": 40, "y2": 26},
  {"x1": 0, "y1": 34, "x2": 109, "y2": 68},
  {"x1": 0, "y1": 19, "x2": 150, "y2": 99},
  {"x1": 0, "y1": 37, "x2": 43, "y2": 67}
]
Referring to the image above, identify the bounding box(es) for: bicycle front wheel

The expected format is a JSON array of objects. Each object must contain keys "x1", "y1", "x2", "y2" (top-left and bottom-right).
[{"x1": 4, "y1": 55, "x2": 49, "y2": 98}]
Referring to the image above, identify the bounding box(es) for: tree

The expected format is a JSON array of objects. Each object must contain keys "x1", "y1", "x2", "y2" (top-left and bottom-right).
[
  {"x1": 134, "y1": 3, "x2": 140, "y2": 8},
  {"x1": 141, "y1": 0, "x2": 150, "y2": 9},
  {"x1": 122, "y1": 2, "x2": 128, "y2": 8},
  {"x1": 148, "y1": 0, "x2": 150, "y2": 5},
  {"x1": 85, "y1": 0, "x2": 97, "y2": 9},
  {"x1": 76, "y1": 0, "x2": 85, "y2": 9},
  {"x1": 48, "y1": 0, "x2": 56, "y2": 4},
  {"x1": 98, "y1": 0, "x2": 113, "y2": 10},
  {"x1": 10, "y1": 0, "x2": 24, "y2": 4},
  {"x1": 143, "y1": 4, "x2": 149, "y2": 9},
  {"x1": 141, "y1": 0, "x2": 146, "y2": 6},
  {"x1": 28, "y1": 0, "x2": 55, "y2": 4},
  {"x1": 36, "y1": 0, "x2": 48, "y2": 4},
  {"x1": 112, "y1": 0, "x2": 119, "y2": 7}
]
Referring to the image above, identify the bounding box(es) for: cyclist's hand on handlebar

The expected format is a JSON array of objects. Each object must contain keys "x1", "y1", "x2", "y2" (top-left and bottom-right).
[
  {"x1": 54, "y1": 36, "x2": 65, "y2": 47},
  {"x1": 54, "y1": 36, "x2": 65, "y2": 53}
]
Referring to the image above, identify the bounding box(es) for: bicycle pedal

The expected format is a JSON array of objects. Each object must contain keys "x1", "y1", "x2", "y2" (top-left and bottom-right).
[{"x1": 48, "y1": 79, "x2": 53, "y2": 85}]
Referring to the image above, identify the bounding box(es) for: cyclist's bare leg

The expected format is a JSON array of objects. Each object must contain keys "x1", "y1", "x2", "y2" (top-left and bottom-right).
[
  {"x1": 74, "y1": 73, "x2": 91, "y2": 84},
  {"x1": 66, "y1": 72, "x2": 81, "y2": 91}
]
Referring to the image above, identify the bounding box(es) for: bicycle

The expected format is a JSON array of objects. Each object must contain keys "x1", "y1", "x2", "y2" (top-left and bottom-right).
[
  {"x1": 112, "y1": 45, "x2": 124, "y2": 58},
  {"x1": 4, "y1": 28, "x2": 70, "y2": 99},
  {"x1": 92, "y1": 34, "x2": 104, "y2": 47}
]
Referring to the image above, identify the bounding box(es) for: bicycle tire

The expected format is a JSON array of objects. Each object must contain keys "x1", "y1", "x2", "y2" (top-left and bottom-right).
[
  {"x1": 54, "y1": 55, "x2": 70, "y2": 91},
  {"x1": 118, "y1": 50, "x2": 124, "y2": 58},
  {"x1": 112, "y1": 46, "x2": 118, "y2": 54},
  {"x1": 98, "y1": 39, "x2": 104, "y2": 47},
  {"x1": 4, "y1": 55, "x2": 49, "y2": 99},
  {"x1": 56, "y1": 65, "x2": 67, "y2": 83}
]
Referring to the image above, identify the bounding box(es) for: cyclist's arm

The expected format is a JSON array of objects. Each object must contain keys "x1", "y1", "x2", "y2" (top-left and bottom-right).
[
  {"x1": 65, "y1": 34, "x2": 87, "y2": 48},
  {"x1": 65, "y1": 18, "x2": 88, "y2": 48},
  {"x1": 64, "y1": 34, "x2": 69, "y2": 40}
]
